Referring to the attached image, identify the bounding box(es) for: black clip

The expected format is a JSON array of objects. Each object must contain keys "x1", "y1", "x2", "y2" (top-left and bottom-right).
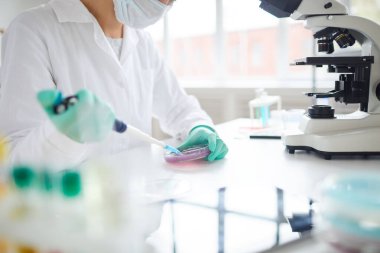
[{"x1": 53, "y1": 96, "x2": 79, "y2": 115}]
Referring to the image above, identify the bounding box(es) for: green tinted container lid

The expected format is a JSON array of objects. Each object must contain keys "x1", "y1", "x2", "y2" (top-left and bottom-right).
[
  {"x1": 60, "y1": 170, "x2": 82, "y2": 198},
  {"x1": 12, "y1": 166, "x2": 35, "y2": 190}
]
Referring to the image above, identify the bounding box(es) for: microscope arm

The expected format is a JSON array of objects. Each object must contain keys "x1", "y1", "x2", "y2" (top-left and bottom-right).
[
  {"x1": 305, "y1": 15, "x2": 380, "y2": 54},
  {"x1": 290, "y1": 0, "x2": 347, "y2": 20},
  {"x1": 259, "y1": 0, "x2": 347, "y2": 19}
]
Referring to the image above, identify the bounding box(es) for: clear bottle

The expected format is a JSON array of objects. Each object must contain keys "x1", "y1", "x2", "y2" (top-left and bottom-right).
[{"x1": 249, "y1": 89, "x2": 282, "y2": 128}]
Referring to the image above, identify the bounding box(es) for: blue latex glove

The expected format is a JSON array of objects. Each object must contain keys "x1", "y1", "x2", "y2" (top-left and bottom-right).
[
  {"x1": 37, "y1": 89, "x2": 116, "y2": 143},
  {"x1": 177, "y1": 126, "x2": 229, "y2": 162}
]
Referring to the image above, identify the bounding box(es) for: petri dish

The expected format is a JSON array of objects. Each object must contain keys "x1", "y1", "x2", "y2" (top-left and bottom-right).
[
  {"x1": 315, "y1": 173, "x2": 380, "y2": 253},
  {"x1": 164, "y1": 145, "x2": 211, "y2": 163}
]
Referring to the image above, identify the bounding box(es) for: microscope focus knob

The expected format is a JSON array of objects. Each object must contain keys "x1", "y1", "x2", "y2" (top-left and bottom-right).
[
  {"x1": 308, "y1": 105, "x2": 335, "y2": 119},
  {"x1": 376, "y1": 83, "x2": 380, "y2": 101}
]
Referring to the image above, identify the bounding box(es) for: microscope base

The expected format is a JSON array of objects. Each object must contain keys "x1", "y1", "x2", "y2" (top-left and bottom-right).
[
  {"x1": 285, "y1": 145, "x2": 380, "y2": 160},
  {"x1": 284, "y1": 112, "x2": 380, "y2": 160}
]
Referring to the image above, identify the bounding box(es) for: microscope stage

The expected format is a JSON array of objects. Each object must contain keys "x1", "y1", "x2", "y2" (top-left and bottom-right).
[{"x1": 292, "y1": 56, "x2": 374, "y2": 66}]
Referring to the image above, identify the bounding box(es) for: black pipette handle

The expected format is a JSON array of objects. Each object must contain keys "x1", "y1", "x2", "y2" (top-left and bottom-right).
[{"x1": 113, "y1": 119, "x2": 127, "y2": 133}]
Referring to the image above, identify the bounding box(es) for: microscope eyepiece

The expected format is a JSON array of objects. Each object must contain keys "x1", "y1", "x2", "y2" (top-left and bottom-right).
[{"x1": 259, "y1": 0, "x2": 302, "y2": 18}]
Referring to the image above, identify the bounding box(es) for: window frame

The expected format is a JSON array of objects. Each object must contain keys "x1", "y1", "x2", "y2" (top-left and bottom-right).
[{"x1": 157, "y1": 0, "x2": 358, "y2": 89}]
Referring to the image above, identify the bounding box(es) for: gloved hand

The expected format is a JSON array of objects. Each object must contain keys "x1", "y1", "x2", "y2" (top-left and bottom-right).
[
  {"x1": 37, "y1": 89, "x2": 116, "y2": 143},
  {"x1": 177, "y1": 125, "x2": 228, "y2": 162}
]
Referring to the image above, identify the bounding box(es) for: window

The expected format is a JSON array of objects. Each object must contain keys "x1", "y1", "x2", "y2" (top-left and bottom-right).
[
  {"x1": 224, "y1": 0, "x2": 279, "y2": 80},
  {"x1": 147, "y1": 0, "x2": 314, "y2": 87},
  {"x1": 147, "y1": 0, "x2": 380, "y2": 88},
  {"x1": 147, "y1": 0, "x2": 217, "y2": 81}
]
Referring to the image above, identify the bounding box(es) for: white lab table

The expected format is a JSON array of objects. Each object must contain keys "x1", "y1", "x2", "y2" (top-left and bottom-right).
[
  {"x1": 105, "y1": 118, "x2": 380, "y2": 253},
  {"x1": 109, "y1": 118, "x2": 380, "y2": 200}
]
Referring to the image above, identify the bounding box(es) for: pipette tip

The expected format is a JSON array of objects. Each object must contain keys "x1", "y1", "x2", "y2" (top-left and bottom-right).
[{"x1": 165, "y1": 145, "x2": 182, "y2": 155}]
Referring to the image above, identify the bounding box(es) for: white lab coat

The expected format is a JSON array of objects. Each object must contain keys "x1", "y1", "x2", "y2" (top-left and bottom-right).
[{"x1": 0, "y1": 0, "x2": 213, "y2": 166}]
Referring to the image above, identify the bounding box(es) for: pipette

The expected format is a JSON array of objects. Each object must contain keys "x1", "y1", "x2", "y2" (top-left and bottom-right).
[
  {"x1": 53, "y1": 96, "x2": 182, "y2": 155},
  {"x1": 113, "y1": 119, "x2": 181, "y2": 154}
]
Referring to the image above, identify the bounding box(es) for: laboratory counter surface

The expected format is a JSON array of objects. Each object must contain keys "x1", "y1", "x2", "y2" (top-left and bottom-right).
[
  {"x1": 102, "y1": 119, "x2": 380, "y2": 253},
  {"x1": 106, "y1": 118, "x2": 380, "y2": 201},
  {"x1": 2, "y1": 118, "x2": 374, "y2": 253}
]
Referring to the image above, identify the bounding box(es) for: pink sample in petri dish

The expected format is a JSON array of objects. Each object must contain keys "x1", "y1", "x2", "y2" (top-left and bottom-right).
[{"x1": 164, "y1": 145, "x2": 211, "y2": 163}]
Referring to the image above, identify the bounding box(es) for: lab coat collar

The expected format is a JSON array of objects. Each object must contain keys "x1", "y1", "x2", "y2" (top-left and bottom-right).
[
  {"x1": 49, "y1": 0, "x2": 94, "y2": 23},
  {"x1": 120, "y1": 26, "x2": 139, "y2": 64},
  {"x1": 49, "y1": 0, "x2": 140, "y2": 75},
  {"x1": 91, "y1": 22, "x2": 139, "y2": 66}
]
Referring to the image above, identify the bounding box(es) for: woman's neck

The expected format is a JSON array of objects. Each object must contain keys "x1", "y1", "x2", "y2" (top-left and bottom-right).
[{"x1": 81, "y1": 0, "x2": 124, "y2": 38}]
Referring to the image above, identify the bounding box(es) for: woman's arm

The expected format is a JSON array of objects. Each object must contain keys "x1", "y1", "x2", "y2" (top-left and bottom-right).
[{"x1": 0, "y1": 13, "x2": 88, "y2": 167}]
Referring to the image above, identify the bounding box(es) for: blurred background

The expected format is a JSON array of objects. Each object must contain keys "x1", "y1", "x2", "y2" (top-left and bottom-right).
[{"x1": 0, "y1": 0, "x2": 379, "y2": 137}]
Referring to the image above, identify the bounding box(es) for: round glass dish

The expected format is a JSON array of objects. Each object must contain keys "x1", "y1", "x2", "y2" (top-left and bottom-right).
[
  {"x1": 164, "y1": 145, "x2": 211, "y2": 163},
  {"x1": 315, "y1": 173, "x2": 380, "y2": 253}
]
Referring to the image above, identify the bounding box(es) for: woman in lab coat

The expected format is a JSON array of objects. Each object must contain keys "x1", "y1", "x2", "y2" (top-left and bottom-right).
[{"x1": 0, "y1": 0, "x2": 228, "y2": 165}]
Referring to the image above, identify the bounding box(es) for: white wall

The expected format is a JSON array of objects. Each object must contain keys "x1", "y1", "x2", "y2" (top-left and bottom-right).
[
  {"x1": 0, "y1": 0, "x2": 48, "y2": 61},
  {"x1": 0, "y1": 0, "x2": 48, "y2": 27}
]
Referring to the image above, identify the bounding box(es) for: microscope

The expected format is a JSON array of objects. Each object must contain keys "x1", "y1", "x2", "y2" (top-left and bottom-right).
[{"x1": 259, "y1": 0, "x2": 380, "y2": 159}]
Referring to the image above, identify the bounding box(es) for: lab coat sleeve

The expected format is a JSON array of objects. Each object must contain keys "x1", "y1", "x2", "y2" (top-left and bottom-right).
[
  {"x1": 149, "y1": 36, "x2": 214, "y2": 140},
  {"x1": 0, "y1": 13, "x2": 88, "y2": 166}
]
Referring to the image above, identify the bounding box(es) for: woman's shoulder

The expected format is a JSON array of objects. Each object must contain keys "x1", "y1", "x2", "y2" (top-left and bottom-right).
[{"x1": 7, "y1": 4, "x2": 57, "y2": 33}]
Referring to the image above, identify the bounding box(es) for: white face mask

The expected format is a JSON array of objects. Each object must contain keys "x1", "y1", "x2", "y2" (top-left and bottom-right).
[{"x1": 114, "y1": 0, "x2": 171, "y2": 29}]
